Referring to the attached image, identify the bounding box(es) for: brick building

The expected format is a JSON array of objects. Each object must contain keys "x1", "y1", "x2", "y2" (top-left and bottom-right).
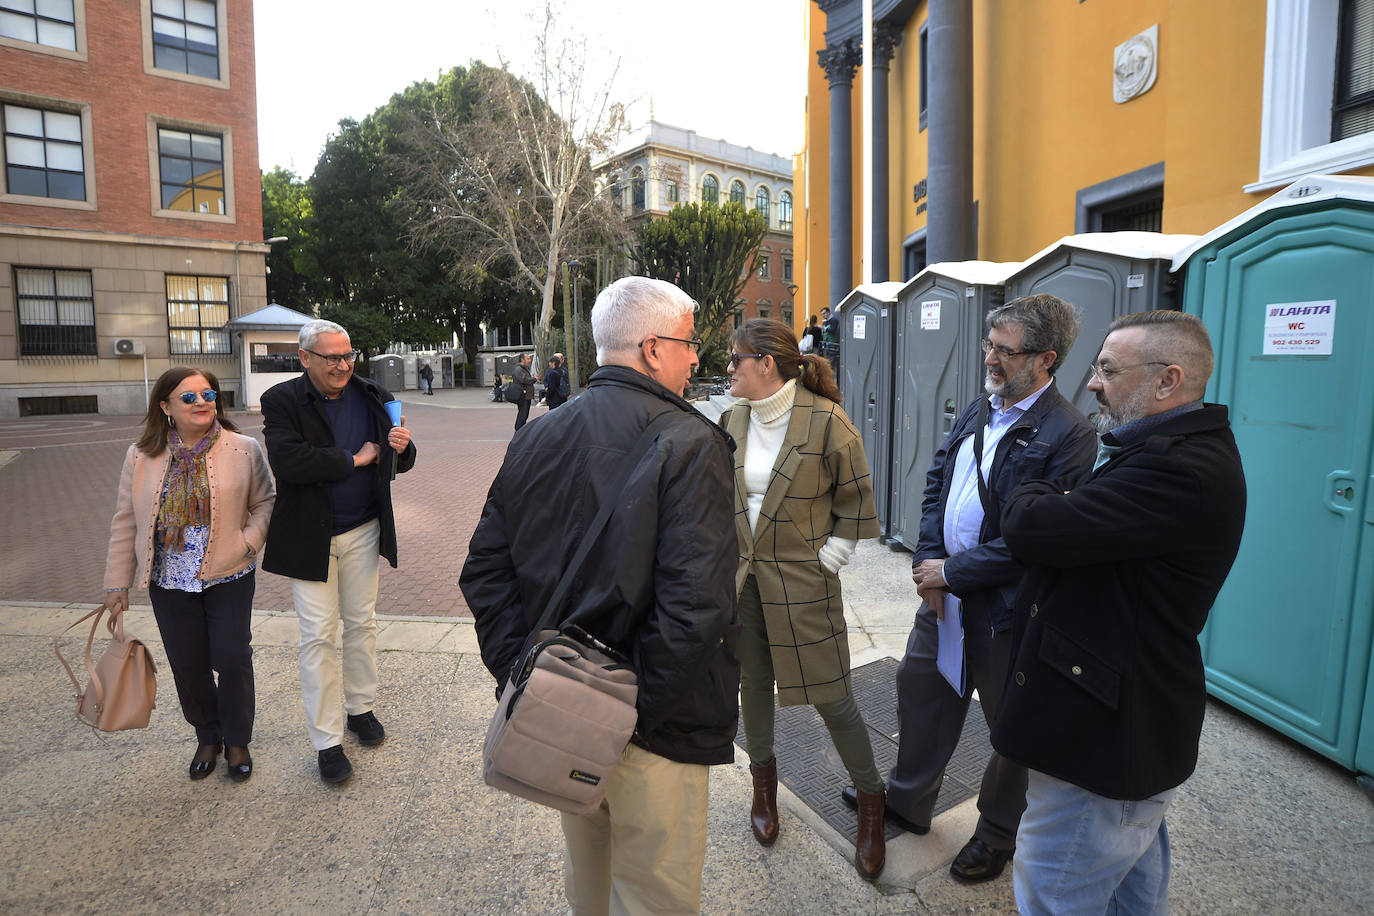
[
  {"x1": 601, "y1": 121, "x2": 797, "y2": 327},
  {"x1": 1, "y1": 0, "x2": 266, "y2": 418}
]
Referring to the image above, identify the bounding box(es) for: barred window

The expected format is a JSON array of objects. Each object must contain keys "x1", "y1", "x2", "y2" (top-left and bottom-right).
[
  {"x1": 730, "y1": 179, "x2": 746, "y2": 204},
  {"x1": 3, "y1": 103, "x2": 84, "y2": 200},
  {"x1": 15, "y1": 267, "x2": 95, "y2": 356},
  {"x1": 0, "y1": 0, "x2": 77, "y2": 50},
  {"x1": 777, "y1": 190, "x2": 793, "y2": 231},
  {"x1": 166, "y1": 274, "x2": 230, "y2": 355},
  {"x1": 755, "y1": 185, "x2": 770, "y2": 225},
  {"x1": 631, "y1": 167, "x2": 646, "y2": 211},
  {"x1": 158, "y1": 126, "x2": 223, "y2": 214},
  {"x1": 1334, "y1": 0, "x2": 1374, "y2": 140},
  {"x1": 665, "y1": 179, "x2": 678, "y2": 203},
  {"x1": 701, "y1": 174, "x2": 719, "y2": 205},
  {"x1": 152, "y1": 0, "x2": 218, "y2": 79}
]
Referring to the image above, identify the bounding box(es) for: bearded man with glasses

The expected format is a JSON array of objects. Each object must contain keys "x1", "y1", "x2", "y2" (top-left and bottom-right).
[
  {"x1": 260, "y1": 319, "x2": 417, "y2": 785},
  {"x1": 996, "y1": 310, "x2": 1245, "y2": 914},
  {"x1": 857, "y1": 294, "x2": 1095, "y2": 885}
]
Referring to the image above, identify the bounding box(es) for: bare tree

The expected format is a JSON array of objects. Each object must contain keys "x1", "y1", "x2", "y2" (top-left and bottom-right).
[{"x1": 395, "y1": 2, "x2": 630, "y2": 355}]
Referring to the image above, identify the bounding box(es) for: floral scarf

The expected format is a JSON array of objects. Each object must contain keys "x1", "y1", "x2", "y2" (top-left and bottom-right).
[{"x1": 157, "y1": 420, "x2": 221, "y2": 552}]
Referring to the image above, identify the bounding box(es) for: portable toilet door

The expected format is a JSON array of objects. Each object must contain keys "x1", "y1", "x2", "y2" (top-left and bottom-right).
[
  {"x1": 1175, "y1": 175, "x2": 1374, "y2": 777},
  {"x1": 887, "y1": 261, "x2": 1018, "y2": 550},
  {"x1": 1003, "y1": 232, "x2": 1198, "y2": 420},
  {"x1": 836, "y1": 282, "x2": 903, "y2": 538}
]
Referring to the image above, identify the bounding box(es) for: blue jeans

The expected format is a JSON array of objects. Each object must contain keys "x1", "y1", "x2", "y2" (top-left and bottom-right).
[{"x1": 1014, "y1": 770, "x2": 1177, "y2": 916}]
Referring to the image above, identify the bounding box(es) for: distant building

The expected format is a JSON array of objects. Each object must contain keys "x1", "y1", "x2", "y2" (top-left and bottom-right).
[
  {"x1": 601, "y1": 120, "x2": 797, "y2": 329},
  {"x1": 1, "y1": 0, "x2": 267, "y2": 418}
]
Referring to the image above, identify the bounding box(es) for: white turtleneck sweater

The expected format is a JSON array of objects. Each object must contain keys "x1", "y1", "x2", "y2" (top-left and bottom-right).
[{"x1": 743, "y1": 378, "x2": 856, "y2": 574}]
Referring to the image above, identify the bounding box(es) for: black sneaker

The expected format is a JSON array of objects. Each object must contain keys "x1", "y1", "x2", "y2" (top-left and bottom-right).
[
  {"x1": 346, "y1": 711, "x2": 386, "y2": 747},
  {"x1": 318, "y1": 745, "x2": 353, "y2": 784}
]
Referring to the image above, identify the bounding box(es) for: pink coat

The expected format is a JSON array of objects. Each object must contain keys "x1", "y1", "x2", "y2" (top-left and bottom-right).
[{"x1": 104, "y1": 431, "x2": 276, "y2": 591}]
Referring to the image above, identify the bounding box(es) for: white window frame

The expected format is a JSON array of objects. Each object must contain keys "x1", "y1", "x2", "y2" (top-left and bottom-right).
[
  {"x1": 1249, "y1": 0, "x2": 1374, "y2": 191},
  {"x1": 0, "y1": 91, "x2": 96, "y2": 210},
  {"x1": 0, "y1": 0, "x2": 86, "y2": 60}
]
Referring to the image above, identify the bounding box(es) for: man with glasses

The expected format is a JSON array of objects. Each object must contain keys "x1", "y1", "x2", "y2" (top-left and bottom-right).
[
  {"x1": 995, "y1": 310, "x2": 1245, "y2": 913},
  {"x1": 851, "y1": 294, "x2": 1095, "y2": 883},
  {"x1": 260, "y1": 319, "x2": 417, "y2": 784},
  {"x1": 462, "y1": 276, "x2": 737, "y2": 914}
]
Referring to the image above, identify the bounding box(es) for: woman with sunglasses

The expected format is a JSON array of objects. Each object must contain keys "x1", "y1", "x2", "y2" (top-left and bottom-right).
[
  {"x1": 718, "y1": 318, "x2": 885, "y2": 879},
  {"x1": 104, "y1": 368, "x2": 275, "y2": 782}
]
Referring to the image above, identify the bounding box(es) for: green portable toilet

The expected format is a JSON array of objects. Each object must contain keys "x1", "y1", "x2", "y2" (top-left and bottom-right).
[
  {"x1": 1175, "y1": 174, "x2": 1374, "y2": 779},
  {"x1": 886, "y1": 261, "x2": 1021, "y2": 550},
  {"x1": 1004, "y1": 232, "x2": 1198, "y2": 420},
  {"x1": 836, "y1": 282, "x2": 904, "y2": 537}
]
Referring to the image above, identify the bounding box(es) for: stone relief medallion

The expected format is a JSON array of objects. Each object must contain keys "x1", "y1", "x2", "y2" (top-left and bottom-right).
[{"x1": 1114, "y1": 24, "x2": 1158, "y2": 103}]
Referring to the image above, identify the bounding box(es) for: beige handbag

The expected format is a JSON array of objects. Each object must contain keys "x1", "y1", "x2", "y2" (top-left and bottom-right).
[
  {"x1": 55, "y1": 604, "x2": 158, "y2": 732},
  {"x1": 482, "y1": 414, "x2": 675, "y2": 814}
]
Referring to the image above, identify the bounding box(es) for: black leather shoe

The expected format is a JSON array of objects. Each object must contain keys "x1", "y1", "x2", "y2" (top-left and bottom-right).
[
  {"x1": 840, "y1": 784, "x2": 930, "y2": 835},
  {"x1": 189, "y1": 741, "x2": 221, "y2": 781},
  {"x1": 318, "y1": 745, "x2": 353, "y2": 785},
  {"x1": 226, "y1": 746, "x2": 253, "y2": 783},
  {"x1": 950, "y1": 836, "x2": 1014, "y2": 883},
  {"x1": 346, "y1": 711, "x2": 386, "y2": 747}
]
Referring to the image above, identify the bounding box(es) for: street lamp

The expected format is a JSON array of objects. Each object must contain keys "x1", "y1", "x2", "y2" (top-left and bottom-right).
[{"x1": 569, "y1": 258, "x2": 583, "y2": 391}]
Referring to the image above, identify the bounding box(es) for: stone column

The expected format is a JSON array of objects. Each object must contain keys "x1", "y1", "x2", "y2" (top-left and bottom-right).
[
  {"x1": 818, "y1": 38, "x2": 861, "y2": 309},
  {"x1": 871, "y1": 22, "x2": 902, "y2": 283},
  {"x1": 927, "y1": 0, "x2": 974, "y2": 264}
]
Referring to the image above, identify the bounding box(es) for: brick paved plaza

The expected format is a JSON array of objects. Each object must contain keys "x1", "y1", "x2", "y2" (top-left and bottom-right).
[{"x1": 0, "y1": 386, "x2": 528, "y2": 618}]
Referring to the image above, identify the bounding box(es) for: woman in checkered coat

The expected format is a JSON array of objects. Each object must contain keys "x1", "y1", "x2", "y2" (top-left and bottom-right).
[{"x1": 718, "y1": 318, "x2": 885, "y2": 880}]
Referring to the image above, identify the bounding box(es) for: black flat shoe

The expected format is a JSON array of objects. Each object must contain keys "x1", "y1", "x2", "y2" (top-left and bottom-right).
[
  {"x1": 189, "y1": 741, "x2": 222, "y2": 780},
  {"x1": 840, "y1": 784, "x2": 930, "y2": 835},
  {"x1": 226, "y1": 746, "x2": 253, "y2": 783},
  {"x1": 949, "y1": 836, "x2": 1014, "y2": 883}
]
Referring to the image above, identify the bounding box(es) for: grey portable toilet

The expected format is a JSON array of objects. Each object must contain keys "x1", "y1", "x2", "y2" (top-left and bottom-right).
[
  {"x1": 886, "y1": 260, "x2": 1021, "y2": 550},
  {"x1": 1174, "y1": 173, "x2": 1374, "y2": 780},
  {"x1": 835, "y1": 282, "x2": 904, "y2": 537},
  {"x1": 402, "y1": 354, "x2": 418, "y2": 391},
  {"x1": 1004, "y1": 232, "x2": 1198, "y2": 419},
  {"x1": 372, "y1": 355, "x2": 404, "y2": 393},
  {"x1": 439, "y1": 354, "x2": 454, "y2": 388}
]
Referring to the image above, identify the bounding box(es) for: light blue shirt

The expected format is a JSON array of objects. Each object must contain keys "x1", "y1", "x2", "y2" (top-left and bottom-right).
[{"x1": 942, "y1": 380, "x2": 1052, "y2": 557}]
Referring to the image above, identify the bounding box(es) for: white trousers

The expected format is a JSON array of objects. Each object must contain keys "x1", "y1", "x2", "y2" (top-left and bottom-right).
[
  {"x1": 560, "y1": 743, "x2": 710, "y2": 916},
  {"x1": 291, "y1": 519, "x2": 380, "y2": 751}
]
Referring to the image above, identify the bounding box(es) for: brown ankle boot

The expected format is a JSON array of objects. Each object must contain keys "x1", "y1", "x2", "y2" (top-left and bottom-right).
[
  {"x1": 854, "y1": 787, "x2": 886, "y2": 880},
  {"x1": 749, "y1": 758, "x2": 779, "y2": 846}
]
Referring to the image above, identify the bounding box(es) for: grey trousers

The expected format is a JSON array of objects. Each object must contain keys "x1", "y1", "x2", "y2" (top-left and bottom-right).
[{"x1": 887, "y1": 599, "x2": 1027, "y2": 850}]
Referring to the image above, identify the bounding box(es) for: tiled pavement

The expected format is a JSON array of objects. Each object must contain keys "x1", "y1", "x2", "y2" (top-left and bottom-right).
[{"x1": 0, "y1": 386, "x2": 530, "y2": 618}]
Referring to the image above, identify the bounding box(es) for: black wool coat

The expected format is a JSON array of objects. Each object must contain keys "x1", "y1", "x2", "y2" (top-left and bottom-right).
[
  {"x1": 460, "y1": 366, "x2": 741, "y2": 766},
  {"x1": 992, "y1": 404, "x2": 1246, "y2": 800},
  {"x1": 260, "y1": 373, "x2": 417, "y2": 582}
]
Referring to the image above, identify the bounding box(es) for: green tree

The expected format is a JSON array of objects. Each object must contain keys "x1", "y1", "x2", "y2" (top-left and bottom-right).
[
  {"x1": 630, "y1": 201, "x2": 767, "y2": 374},
  {"x1": 260, "y1": 166, "x2": 319, "y2": 311},
  {"x1": 319, "y1": 300, "x2": 393, "y2": 358}
]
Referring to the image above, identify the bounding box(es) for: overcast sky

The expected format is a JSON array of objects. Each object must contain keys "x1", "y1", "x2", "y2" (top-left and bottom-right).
[{"x1": 253, "y1": 0, "x2": 807, "y2": 177}]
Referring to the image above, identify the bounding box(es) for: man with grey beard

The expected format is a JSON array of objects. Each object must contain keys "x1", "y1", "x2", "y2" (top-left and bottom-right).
[
  {"x1": 995, "y1": 310, "x2": 1246, "y2": 912},
  {"x1": 844, "y1": 294, "x2": 1095, "y2": 884}
]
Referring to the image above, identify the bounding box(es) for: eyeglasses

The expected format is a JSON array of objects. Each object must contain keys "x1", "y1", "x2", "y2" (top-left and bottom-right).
[
  {"x1": 981, "y1": 338, "x2": 1042, "y2": 360},
  {"x1": 177, "y1": 389, "x2": 217, "y2": 404},
  {"x1": 1089, "y1": 361, "x2": 1169, "y2": 381},
  {"x1": 305, "y1": 348, "x2": 360, "y2": 367},
  {"x1": 728, "y1": 352, "x2": 765, "y2": 368},
  {"x1": 643, "y1": 334, "x2": 702, "y2": 353}
]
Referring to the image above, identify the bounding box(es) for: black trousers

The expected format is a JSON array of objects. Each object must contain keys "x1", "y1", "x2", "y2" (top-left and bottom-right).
[
  {"x1": 514, "y1": 397, "x2": 531, "y2": 430},
  {"x1": 149, "y1": 571, "x2": 256, "y2": 747}
]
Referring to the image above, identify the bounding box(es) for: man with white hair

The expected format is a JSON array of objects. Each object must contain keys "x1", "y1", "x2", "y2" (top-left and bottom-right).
[
  {"x1": 462, "y1": 276, "x2": 740, "y2": 914},
  {"x1": 261, "y1": 320, "x2": 416, "y2": 785},
  {"x1": 996, "y1": 310, "x2": 1246, "y2": 913}
]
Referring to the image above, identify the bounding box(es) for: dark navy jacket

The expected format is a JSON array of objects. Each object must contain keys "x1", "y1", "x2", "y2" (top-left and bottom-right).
[{"x1": 914, "y1": 378, "x2": 1095, "y2": 633}]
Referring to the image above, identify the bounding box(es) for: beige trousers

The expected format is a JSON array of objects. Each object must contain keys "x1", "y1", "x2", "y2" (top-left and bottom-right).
[
  {"x1": 291, "y1": 519, "x2": 380, "y2": 751},
  {"x1": 560, "y1": 742, "x2": 710, "y2": 916}
]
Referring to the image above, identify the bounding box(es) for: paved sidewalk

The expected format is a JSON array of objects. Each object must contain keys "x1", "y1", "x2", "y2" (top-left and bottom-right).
[
  {"x1": 4, "y1": 544, "x2": 1372, "y2": 914},
  {"x1": 2, "y1": 401, "x2": 1372, "y2": 913}
]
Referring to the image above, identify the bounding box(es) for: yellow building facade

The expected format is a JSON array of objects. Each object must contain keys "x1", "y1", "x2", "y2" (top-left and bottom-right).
[{"x1": 797, "y1": 0, "x2": 1374, "y2": 328}]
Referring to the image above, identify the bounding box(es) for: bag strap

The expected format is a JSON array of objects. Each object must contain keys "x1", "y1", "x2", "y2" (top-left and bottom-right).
[
  {"x1": 530, "y1": 410, "x2": 678, "y2": 637},
  {"x1": 972, "y1": 396, "x2": 994, "y2": 516},
  {"x1": 53, "y1": 604, "x2": 123, "y2": 713}
]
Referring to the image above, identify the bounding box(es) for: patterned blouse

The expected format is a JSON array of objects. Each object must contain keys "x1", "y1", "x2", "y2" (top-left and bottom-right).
[{"x1": 151, "y1": 470, "x2": 254, "y2": 592}]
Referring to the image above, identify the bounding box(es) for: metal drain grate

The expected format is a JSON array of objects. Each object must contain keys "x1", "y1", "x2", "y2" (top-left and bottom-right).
[{"x1": 735, "y1": 657, "x2": 994, "y2": 844}]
